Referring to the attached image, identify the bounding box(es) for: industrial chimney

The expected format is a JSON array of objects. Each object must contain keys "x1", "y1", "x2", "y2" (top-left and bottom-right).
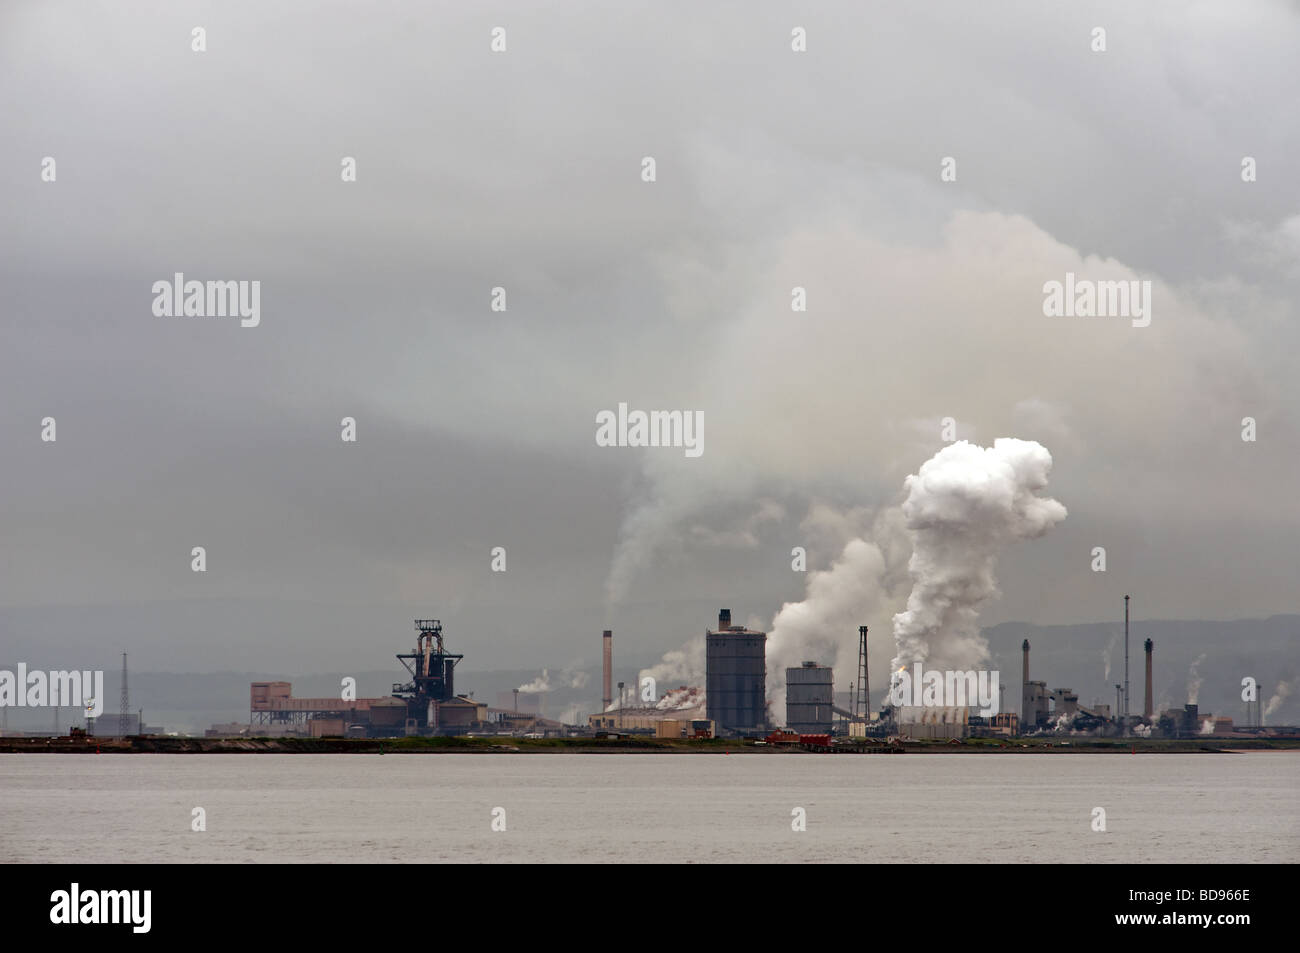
[
  {"x1": 1021, "y1": 639, "x2": 1030, "y2": 725},
  {"x1": 718, "y1": 608, "x2": 732, "y2": 631},
  {"x1": 1123, "y1": 595, "x2": 1130, "y2": 720},
  {"x1": 602, "y1": 630, "x2": 612, "y2": 713},
  {"x1": 1144, "y1": 638, "x2": 1154, "y2": 720}
]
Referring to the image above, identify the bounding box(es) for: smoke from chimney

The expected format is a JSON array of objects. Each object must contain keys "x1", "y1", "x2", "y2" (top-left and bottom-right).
[
  {"x1": 890, "y1": 439, "x2": 1067, "y2": 672},
  {"x1": 1187, "y1": 653, "x2": 1206, "y2": 705},
  {"x1": 517, "y1": 670, "x2": 551, "y2": 693},
  {"x1": 1102, "y1": 625, "x2": 1120, "y2": 682},
  {"x1": 1264, "y1": 680, "x2": 1292, "y2": 720},
  {"x1": 766, "y1": 537, "x2": 893, "y2": 721},
  {"x1": 765, "y1": 438, "x2": 1064, "y2": 721}
]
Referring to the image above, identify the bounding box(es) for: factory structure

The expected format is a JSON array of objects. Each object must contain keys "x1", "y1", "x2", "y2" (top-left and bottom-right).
[
  {"x1": 243, "y1": 620, "x2": 542, "y2": 738},
  {"x1": 588, "y1": 608, "x2": 771, "y2": 738},
  {"x1": 1017, "y1": 599, "x2": 1284, "y2": 739},
  {"x1": 706, "y1": 609, "x2": 768, "y2": 736},
  {"x1": 204, "y1": 599, "x2": 1292, "y2": 742},
  {"x1": 588, "y1": 624, "x2": 715, "y2": 737},
  {"x1": 785, "y1": 661, "x2": 834, "y2": 733}
]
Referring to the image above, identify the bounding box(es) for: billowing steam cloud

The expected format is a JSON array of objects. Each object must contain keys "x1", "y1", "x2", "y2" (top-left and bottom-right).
[
  {"x1": 636, "y1": 639, "x2": 705, "y2": 697},
  {"x1": 890, "y1": 439, "x2": 1067, "y2": 672},
  {"x1": 1187, "y1": 653, "x2": 1207, "y2": 705},
  {"x1": 766, "y1": 537, "x2": 892, "y2": 721},
  {"x1": 629, "y1": 438, "x2": 1066, "y2": 727},
  {"x1": 1264, "y1": 680, "x2": 1292, "y2": 720}
]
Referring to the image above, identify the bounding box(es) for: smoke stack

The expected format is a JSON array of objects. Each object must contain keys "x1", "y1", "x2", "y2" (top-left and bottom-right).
[
  {"x1": 1021, "y1": 639, "x2": 1030, "y2": 726},
  {"x1": 602, "y1": 630, "x2": 612, "y2": 713},
  {"x1": 718, "y1": 608, "x2": 732, "y2": 631},
  {"x1": 1123, "y1": 595, "x2": 1130, "y2": 721},
  {"x1": 1144, "y1": 638, "x2": 1153, "y2": 720}
]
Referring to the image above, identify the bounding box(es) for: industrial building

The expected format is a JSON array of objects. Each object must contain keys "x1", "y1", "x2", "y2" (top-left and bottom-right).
[
  {"x1": 1021, "y1": 639, "x2": 1050, "y2": 729},
  {"x1": 587, "y1": 710, "x2": 714, "y2": 738},
  {"x1": 705, "y1": 609, "x2": 768, "y2": 736},
  {"x1": 786, "y1": 661, "x2": 833, "y2": 734},
  {"x1": 896, "y1": 705, "x2": 969, "y2": 739},
  {"x1": 248, "y1": 620, "x2": 487, "y2": 737},
  {"x1": 1020, "y1": 639, "x2": 1117, "y2": 733},
  {"x1": 589, "y1": 686, "x2": 709, "y2": 734}
]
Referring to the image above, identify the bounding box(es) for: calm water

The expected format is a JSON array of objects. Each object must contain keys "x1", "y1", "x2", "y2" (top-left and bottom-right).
[{"x1": 1, "y1": 752, "x2": 1296, "y2": 863}]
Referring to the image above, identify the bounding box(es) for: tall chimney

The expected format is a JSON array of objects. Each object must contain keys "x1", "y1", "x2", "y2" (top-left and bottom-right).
[
  {"x1": 1144, "y1": 638, "x2": 1153, "y2": 719},
  {"x1": 602, "y1": 630, "x2": 612, "y2": 713},
  {"x1": 718, "y1": 608, "x2": 732, "y2": 631},
  {"x1": 1021, "y1": 639, "x2": 1030, "y2": 727},
  {"x1": 1123, "y1": 595, "x2": 1131, "y2": 721}
]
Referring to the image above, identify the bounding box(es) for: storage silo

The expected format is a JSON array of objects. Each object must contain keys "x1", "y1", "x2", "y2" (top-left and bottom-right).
[
  {"x1": 786, "y1": 661, "x2": 833, "y2": 733},
  {"x1": 705, "y1": 609, "x2": 768, "y2": 736}
]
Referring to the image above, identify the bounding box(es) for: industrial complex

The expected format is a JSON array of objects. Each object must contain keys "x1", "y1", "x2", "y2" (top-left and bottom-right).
[
  {"x1": 215, "y1": 602, "x2": 1298, "y2": 742},
  {"x1": 7, "y1": 600, "x2": 1291, "y2": 744}
]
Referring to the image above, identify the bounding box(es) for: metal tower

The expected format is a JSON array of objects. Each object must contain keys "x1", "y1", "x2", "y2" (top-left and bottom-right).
[
  {"x1": 854, "y1": 626, "x2": 869, "y2": 719},
  {"x1": 1123, "y1": 596, "x2": 1130, "y2": 721},
  {"x1": 393, "y1": 620, "x2": 464, "y2": 731},
  {"x1": 120, "y1": 652, "x2": 129, "y2": 739}
]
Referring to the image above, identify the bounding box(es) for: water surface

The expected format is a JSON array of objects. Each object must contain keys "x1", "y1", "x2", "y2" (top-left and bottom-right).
[{"x1": 2, "y1": 752, "x2": 1294, "y2": 863}]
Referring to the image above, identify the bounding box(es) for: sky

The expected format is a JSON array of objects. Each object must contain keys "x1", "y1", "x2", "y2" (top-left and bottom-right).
[{"x1": 1, "y1": 1, "x2": 1297, "y2": 691}]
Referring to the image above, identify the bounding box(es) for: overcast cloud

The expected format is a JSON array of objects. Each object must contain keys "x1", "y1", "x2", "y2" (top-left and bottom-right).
[{"x1": 1, "y1": 2, "x2": 1296, "y2": 684}]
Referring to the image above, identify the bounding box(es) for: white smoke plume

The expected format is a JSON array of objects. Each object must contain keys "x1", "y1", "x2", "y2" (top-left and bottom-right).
[
  {"x1": 652, "y1": 685, "x2": 704, "y2": 711},
  {"x1": 766, "y1": 537, "x2": 893, "y2": 722},
  {"x1": 517, "y1": 670, "x2": 551, "y2": 693},
  {"x1": 1264, "y1": 680, "x2": 1292, "y2": 720},
  {"x1": 623, "y1": 439, "x2": 1065, "y2": 727},
  {"x1": 519, "y1": 665, "x2": 589, "y2": 694},
  {"x1": 1102, "y1": 626, "x2": 1120, "y2": 682},
  {"x1": 1187, "y1": 653, "x2": 1207, "y2": 705},
  {"x1": 890, "y1": 439, "x2": 1067, "y2": 672},
  {"x1": 1200, "y1": 718, "x2": 1215, "y2": 735},
  {"x1": 632, "y1": 505, "x2": 905, "y2": 724},
  {"x1": 635, "y1": 638, "x2": 706, "y2": 701}
]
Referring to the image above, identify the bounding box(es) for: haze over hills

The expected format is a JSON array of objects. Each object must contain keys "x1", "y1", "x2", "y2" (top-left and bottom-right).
[{"x1": 4, "y1": 615, "x2": 1294, "y2": 735}]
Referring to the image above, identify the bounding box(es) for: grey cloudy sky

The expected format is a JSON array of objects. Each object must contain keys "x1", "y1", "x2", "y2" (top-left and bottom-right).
[{"x1": 1, "y1": 1, "x2": 1297, "y2": 684}]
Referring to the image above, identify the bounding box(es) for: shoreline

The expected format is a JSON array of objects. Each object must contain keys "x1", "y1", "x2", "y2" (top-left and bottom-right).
[{"x1": 2, "y1": 736, "x2": 1297, "y2": 755}]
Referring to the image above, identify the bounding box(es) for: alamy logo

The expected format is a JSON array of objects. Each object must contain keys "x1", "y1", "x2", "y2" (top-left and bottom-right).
[
  {"x1": 1042, "y1": 271, "x2": 1151, "y2": 328},
  {"x1": 0, "y1": 665, "x2": 104, "y2": 717},
  {"x1": 50, "y1": 883, "x2": 151, "y2": 933},
  {"x1": 889, "y1": 663, "x2": 1001, "y2": 717},
  {"x1": 152, "y1": 272, "x2": 261, "y2": 327},
  {"x1": 595, "y1": 403, "x2": 703, "y2": 458}
]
